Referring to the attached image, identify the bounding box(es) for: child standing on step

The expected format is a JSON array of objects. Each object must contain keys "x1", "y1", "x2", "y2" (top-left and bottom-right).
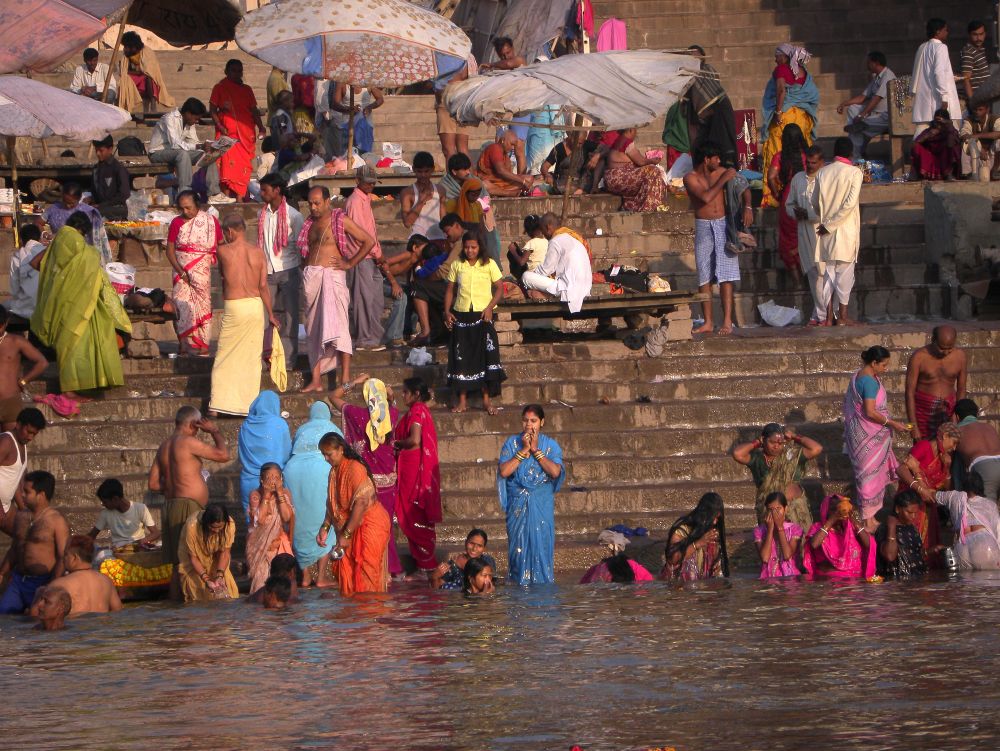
[{"x1": 444, "y1": 232, "x2": 507, "y2": 414}]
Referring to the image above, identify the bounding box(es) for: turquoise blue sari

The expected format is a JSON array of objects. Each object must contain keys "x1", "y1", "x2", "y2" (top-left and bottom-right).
[
  {"x1": 284, "y1": 402, "x2": 342, "y2": 567},
  {"x1": 498, "y1": 433, "x2": 565, "y2": 585}
]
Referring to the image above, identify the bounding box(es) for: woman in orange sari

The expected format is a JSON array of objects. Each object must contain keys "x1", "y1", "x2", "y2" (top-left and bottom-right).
[
  {"x1": 896, "y1": 422, "x2": 960, "y2": 563},
  {"x1": 441, "y1": 159, "x2": 502, "y2": 266},
  {"x1": 316, "y1": 432, "x2": 391, "y2": 596}
]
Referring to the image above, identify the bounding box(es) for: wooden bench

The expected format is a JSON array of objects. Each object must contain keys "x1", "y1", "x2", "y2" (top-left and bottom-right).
[{"x1": 310, "y1": 171, "x2": 443, "y2": 196}]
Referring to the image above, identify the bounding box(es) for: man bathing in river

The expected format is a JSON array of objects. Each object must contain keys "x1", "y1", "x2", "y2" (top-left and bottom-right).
[
  {"x1": 905, "y1": 325, "x2": 967, "y2": 441},
  {"x1": 0, "y1": 305, "x2": 47, "y2": 430},
  {"x1": 955, "y1": 398, "x2": 1000, "y2": 500},
  {"x1": 683, "y1": 143, "x2": 739, "y2": 335},
  {"x1": 0, "y1": 471, "x2": 68, "y2": 614},
  {"x1": 299, "y1": 186, "x2": 374, "y2": 393},
  {"x1": 0, "y1": 408, "x2": 46, "y2": 538},
  {"x1": 29, "y1": 586, "x2": 71, "y2": 630},
  {"x1": 149, "y1": 406, "x2": 229, "y2": 596},
  {"x1": 45, "y1": 535, "x2": 122, "y2": 616}
]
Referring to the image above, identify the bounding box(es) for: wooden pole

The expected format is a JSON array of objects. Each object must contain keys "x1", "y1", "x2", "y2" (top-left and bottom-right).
[
  {"x1": 103, "y1": 8, "x2": 130, "y2": 103},
  {"x1": 7, "y1": 137, "x2": 20, "y2": 248},
  {"x1": 343, "y1": 87, "x2": 355, "y2": 173}
]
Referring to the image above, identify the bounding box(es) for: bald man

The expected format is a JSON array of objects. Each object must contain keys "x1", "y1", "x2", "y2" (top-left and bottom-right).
[{"x1": 905, "y1": 325, "x2": 967, "y2": 441}]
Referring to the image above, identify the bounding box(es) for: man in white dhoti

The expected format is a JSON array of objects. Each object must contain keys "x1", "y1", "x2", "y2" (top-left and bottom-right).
[
  {"x1": 910, "y1": 19, "x2": 961, "y2": 135},
  {"x1": 523, "y1": 213, "x2": 593, "y2": 314},
  {"x1": 786, "y1": 145, "x2": 827, "y2": 325},
  {"x1": 812, "y1": 138, "x2": 863, "y2": 327}
]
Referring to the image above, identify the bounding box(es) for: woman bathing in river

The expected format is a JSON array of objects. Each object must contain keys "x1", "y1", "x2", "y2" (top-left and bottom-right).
[{"x1": 661, "y1": 492, "x2": 730, "y2": 581}]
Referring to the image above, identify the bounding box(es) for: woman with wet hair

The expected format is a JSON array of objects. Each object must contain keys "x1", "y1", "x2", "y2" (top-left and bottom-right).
[
  {"x1": 177, "y1": 502, "x2": 239, "y2": 602},
  {"x1": 661, "y1": 492, "x2": 730, "y2": 581}
]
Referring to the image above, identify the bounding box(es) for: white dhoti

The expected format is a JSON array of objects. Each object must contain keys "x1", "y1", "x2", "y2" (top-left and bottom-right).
[
  {"x1": 819, "y1": 261, "x2": 856, "y2": 310},
  {"x1": 302, "y1": 265, "x2": 352, "y2": 376},
  {"x1": 521, "y1": 270, "x2": 560, "y2": 297}
]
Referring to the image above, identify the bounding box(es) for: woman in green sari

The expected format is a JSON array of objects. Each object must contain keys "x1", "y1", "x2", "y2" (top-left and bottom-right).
[
  {"x1": 30, "y1": 212, "x2": 131, "y2": 398},
  {"x1": 732, "y1": 423, "x2": 823, "y2": 533}
]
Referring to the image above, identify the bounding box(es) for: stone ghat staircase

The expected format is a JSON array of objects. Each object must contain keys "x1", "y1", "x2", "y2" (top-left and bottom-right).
[
  {"x1": 594, "y1": 0, "x2": 993, "y2": 141},
  {"x1": 11, "y1": 324, "x2": 1000, "y2": 570}
]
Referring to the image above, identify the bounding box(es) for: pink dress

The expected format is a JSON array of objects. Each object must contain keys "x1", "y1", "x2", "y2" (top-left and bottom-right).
[
  {"x1": 579, "y1": 558, "x2": 654, "y2": 583},
  {"x1": 753, "y1": 522, "x2": 804, "y2": 579}
]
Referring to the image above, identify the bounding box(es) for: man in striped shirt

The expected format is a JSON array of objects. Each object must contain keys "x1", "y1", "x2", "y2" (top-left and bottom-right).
[{"x1": 960, "y1": 20, "x2": 990, "y2": 104}]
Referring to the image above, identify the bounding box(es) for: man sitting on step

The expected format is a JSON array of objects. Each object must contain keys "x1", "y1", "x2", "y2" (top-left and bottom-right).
[
  {"x1": 521, "y1": 213, "x2": 592, "y2": 314},
  {"x1": 837, "y1": 51, "x2": 896, "y2": 159},
  {"x1": 148, "y1": 97, "x2": 223, "y2": 197}
]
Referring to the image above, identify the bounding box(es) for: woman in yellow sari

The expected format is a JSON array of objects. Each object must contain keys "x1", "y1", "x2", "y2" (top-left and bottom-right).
[
  {"x1": 177, "y1": 503, "x2": 239, "y2": 602},
  {"x1": 760, "y1": 44, "x2": 820, "y2": 206},
  {"x1": 316, "y1": 432, "x2": 391, "y2": 596},
  {"x1": 30, "y1": 212, "x2": 131, "y2": 398}
]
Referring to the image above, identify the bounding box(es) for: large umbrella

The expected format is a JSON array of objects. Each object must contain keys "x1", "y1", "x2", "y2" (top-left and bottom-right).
[
  {"x1": 0, "y1": 0, "x2": 128, "y2": 74},
  {"x1": 0, "y1": 75, "x2": 131, "y2": 244},
  {"x1": 236, "y1": 0, "x2": 471, "y2": 161},
  {"x1": 126, "y1": 0, "x2": 242, "y2": 47},
  {"x1": 445, "y1": 50, "x2": 697, "y2": 130}
]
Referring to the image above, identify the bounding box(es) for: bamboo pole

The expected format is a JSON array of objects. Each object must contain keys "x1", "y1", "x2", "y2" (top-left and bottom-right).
[
  {"x1": 103, "y1": 8, "x2": 130, "y2": 103},
  {"x1": 7, "y1": 137, "x2": 20, "y2": 248},
  {"x1": 343, "y1": 87, "x2": 355, "y2": 174}
]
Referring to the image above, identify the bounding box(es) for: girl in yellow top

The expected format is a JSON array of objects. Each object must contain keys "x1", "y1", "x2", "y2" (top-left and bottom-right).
[{"x1": 444, "y1": 232, "x2": 507, "y2": 414}]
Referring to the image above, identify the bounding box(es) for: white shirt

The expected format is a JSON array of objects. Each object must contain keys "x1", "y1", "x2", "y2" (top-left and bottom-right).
[
  {"x1": 330, "y1": 86, "x2": 372, "y2": 126},
  {"x1": 93, "y1": 501, "x2": 156, "y2": 550},
  {"x1": 261, "y1": 202, "x2": 304, "y2": 273},
  {"x1": 8, "y1": 240, "x2": 44, "y2": 319},
  {"x1": 535, "y1": 232, "x2": 592, "y2": 313},
  {"x1": 785, "y1": 171, "x2": 820, "y2": 267},
  {"x1": 862, "y1": 67, "x2": 896, "y2": 115},
  {"x1": 314, "y1": 79, "x2": 334, "y2": 126},
  {"x1": 69, "y1": 63, "x2": 116, "y2": 96},
  {"x1": 812, "y1": 159, "x2": 863, "y2": 264},
  {"x1": 910, "y1": 39, "x2": 961, "y2": 124},
  {"x1": 149, "y1": 109, "x2": 200, "y2": 154}
]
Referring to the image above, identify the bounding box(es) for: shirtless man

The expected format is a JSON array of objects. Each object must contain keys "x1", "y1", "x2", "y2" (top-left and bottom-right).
[
  {"x1": 28, "y1": 586, "x2": 71, "y2": 630},
  {"x1": 0, "y1": 408, "x2": 46, "y2": 537},
  {"x1": 955, "y1": 398, "x2": 1000, "y2": 500},
  {"x1": 905, "y1": 325, "x2": 967, "y2": 441},
  {"x1": 149, "y1": 406, "x2": 229, "y2": 590},
  {"x1": 683, "y1": 143, "x2": 738, "y2": 335},
  {"x1": 300, "y1": 186, "x2": 373, "y2": 392},
  {"x1": 0, "y1": 471, "x2": 68, "y2": 614},
  {"x1": 0, "y1": 305, "x2": 47, "y2": 430},
  {"x1": 46, "y1": 534, "x2": 122, "y2": 616},
  {"x1": 207, "y1": 214, "x2": 280, "y2": 417}
]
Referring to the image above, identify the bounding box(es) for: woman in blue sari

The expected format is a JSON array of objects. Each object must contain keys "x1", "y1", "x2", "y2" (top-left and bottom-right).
[
  {"x1": 237, "y1": 391, "x2": 291, "y2": 519},
  {"x1": 497, "y1": 404, "x2": 565, "y2": 584},
  {"x1": 284, "y1": 401, "x2": 342, "y2": 587}
]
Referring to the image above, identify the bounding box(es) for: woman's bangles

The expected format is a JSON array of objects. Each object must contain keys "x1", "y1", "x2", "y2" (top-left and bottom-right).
[{"x1": 514, "y1": 450, "x2": 547, "y2": 463}]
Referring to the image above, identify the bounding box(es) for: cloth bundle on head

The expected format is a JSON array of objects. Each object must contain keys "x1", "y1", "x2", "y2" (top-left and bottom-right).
[
  {"x1": 776, "y1": 44, "x2": 812, "y2": 78},
  {"x1": 597, "y1": 529, "x2": 629, "y2": 553},
  {"x1": 363, "y1": 378, "x2": 392, "y2": 452}
]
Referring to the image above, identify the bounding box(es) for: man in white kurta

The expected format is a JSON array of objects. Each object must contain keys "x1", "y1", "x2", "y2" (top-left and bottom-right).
[
  {"x1": 910, "y1": 19, "x2": 961, "y2": 134},
  {"x1": 786, "y1": 145, "x2": 826, "y2": 324},
  {"x1": 812, "y1": 138, "x2": 863, "y2": 326},
  {"x1": 523, "y1": 212, "x2": 592, "y2": 313}
]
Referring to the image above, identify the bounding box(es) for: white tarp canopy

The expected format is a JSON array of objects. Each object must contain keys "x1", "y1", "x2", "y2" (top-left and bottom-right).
[
  {"x1": 0, "y1": 75, "x2": 131, "y2": 139},
  {"x1": 444, "y1": 50, "x2": 697, "y2": 131}
]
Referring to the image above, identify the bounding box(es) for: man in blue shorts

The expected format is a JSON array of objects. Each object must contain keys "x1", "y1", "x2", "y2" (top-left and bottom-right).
[{"x1": 684, "y1": 144, "x2": 740, "y2": 334}]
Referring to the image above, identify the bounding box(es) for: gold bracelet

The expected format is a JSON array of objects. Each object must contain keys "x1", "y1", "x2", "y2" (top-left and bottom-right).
[
  {"x1": 341, "y1": 527, "x2": 352, "y2": 540},
  {"x1": 533, "y1": 451, "x2": 545, "y2": 461},
  {"x1": 515, "y1": 451, "x2": 528, "y2": 461}
]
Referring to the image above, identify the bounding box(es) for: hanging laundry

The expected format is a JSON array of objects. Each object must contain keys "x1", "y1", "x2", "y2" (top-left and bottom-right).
[{"x1": 596, "y1": 17, "x2": 627, "y2": 51}]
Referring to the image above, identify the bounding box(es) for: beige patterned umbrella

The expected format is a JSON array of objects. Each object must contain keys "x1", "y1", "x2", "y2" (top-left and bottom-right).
[{"x1": 235, "y1": 0, "x2": 471, "y2": 89}]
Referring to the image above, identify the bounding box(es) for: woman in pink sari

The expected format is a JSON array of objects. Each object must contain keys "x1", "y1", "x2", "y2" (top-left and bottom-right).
[
  {"x1": 329, "y1": 373, "x2": 403, "y2": 578},
  {"x1": 802, "y1": 495, "x2": 876, "y2": 578},
  {"x1": 166, "y1": 191, "x2": 220, "y2": 356},
  {"x1": 393, "y1": 376, "x2": 442, "y2": 578},
  {"x1": 843, "y1": 346, "x2": 907, "y2": 529},
  {"x1": 245, "y1": 462, "x2": 295, "y2": 594}
]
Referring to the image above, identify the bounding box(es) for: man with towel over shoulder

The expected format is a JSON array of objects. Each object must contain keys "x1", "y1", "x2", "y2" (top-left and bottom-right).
[{"x1": 209, "y1": 215, "x2": 280, "y2": 417}]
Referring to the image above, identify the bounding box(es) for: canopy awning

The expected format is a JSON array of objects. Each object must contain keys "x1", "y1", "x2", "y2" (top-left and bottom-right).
[{"x1": 444, "y1": 50, "x2": 697, "y2": 131}]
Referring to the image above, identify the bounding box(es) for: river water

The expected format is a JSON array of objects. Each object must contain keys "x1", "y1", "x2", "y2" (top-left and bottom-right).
[{"x1": 3, "y1": 573, "x2": 1000, "y2": 751}]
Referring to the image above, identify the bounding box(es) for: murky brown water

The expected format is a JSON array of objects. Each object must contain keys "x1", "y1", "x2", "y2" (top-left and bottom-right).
[{"x1": 3, "y1": 573, "x2": 1000, "y2": 751}]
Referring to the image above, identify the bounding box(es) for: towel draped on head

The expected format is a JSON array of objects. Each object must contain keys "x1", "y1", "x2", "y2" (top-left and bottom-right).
[
  {"x1": 776, "y1": 44, "x2": 812, "y2": 79},
  {"x1": 363, "y1": 378, "x2": 392, "y2": 453}
]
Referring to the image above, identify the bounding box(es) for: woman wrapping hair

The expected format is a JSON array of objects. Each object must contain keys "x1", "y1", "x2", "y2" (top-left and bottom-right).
[
  {"x1": 661, "y1": 492, "x2": 730, "y2": 581},
  {"x1": 802, "y1": 494, "x2": 876, "y2": 578},
  {"x1": 316, "y1": 432, "x2": 391, "y2": 595}
]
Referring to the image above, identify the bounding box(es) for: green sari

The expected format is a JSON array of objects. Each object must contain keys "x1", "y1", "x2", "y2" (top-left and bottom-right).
[{"x1": 30, "y1": 226, "x2": 131, "y2": 392}]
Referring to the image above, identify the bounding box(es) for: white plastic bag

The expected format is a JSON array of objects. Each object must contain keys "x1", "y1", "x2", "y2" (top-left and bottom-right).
[
  {"x1": 758, "y1": 299, "x2": 803, "y2": 327},
  {"x1": 382, "y1": 142, "x2": 403, "y2": 161},
  {"x1": 406, "y1": 346, "x2": 433, "y2": 366},
  {"x1": 105, "y1": 262, "x2": 136, "y2": 299}
]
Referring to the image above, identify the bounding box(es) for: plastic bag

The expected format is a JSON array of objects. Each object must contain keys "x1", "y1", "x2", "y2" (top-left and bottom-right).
[
  {"x1": 406, "y1": 347, "x2": 433, "y2": 367},
  {"x1": 382, "y1": 142, "x2": 403, "y2": 161},
  {"x1": 105, "y1": 262, "x2": 136, "y2": 298},
  {"x1": 758, "y1": 299, "x2": 802, "y2": 327}
]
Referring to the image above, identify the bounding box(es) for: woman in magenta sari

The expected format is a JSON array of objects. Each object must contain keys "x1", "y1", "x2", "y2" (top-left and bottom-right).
[
  {"x1": 802, "y1": 495, "x2": 876, "y2": 578},
  {"x1": 843, "y1": 346, "x2": 907, "y2": 530},
  {"x1": 166, "y1": 191, "x2": 220, "y2": 356},
  {"x1": 393, "y1": 376, "x2": 442, "y2": 577},
  {"x1": 910, "y1": 109, "x2": 961, "y2": 181},
  {"x1": 329, "y1": 373, "x2": 403, "y2": 578}
]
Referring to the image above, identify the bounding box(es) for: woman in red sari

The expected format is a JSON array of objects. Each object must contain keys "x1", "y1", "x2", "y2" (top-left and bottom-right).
[
  {"x1": 393, "y1": 376, "x2": 441, "y2": 577},
  {"x1": 209, "y1": 59, "x2": 265, "y2": 201},
  {"x1": 896, "y1": 422, "x2": 960, "y2": 563},
  {"x1": 316, "y1": 432, "x2": 391, "y2": 596},
  {"x1": 766, "y1": 123, "x2": 807, "y2": 283},
  {"x1": 166, "y1": 191, "x2": 220, "y2": 356},
  {"x1": 910, "y1": 109, "x2": 961, "y2": 181}
]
